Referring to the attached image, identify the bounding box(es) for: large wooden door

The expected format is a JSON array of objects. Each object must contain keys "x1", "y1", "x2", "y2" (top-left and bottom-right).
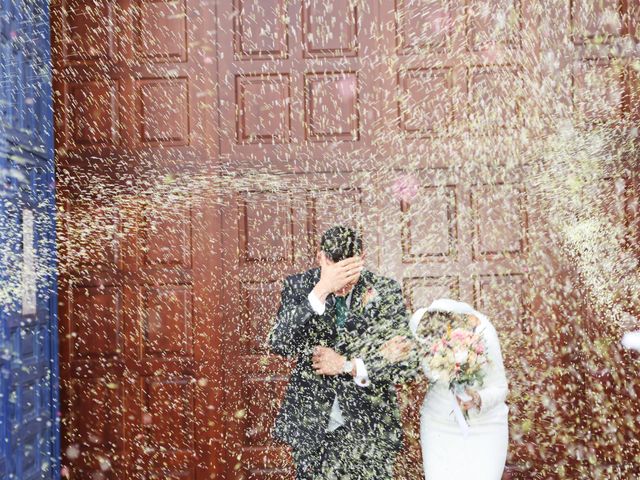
[
  {"x1": 57, "y1": 193, "x2": 225, "y2": 479},
  {"x1": 215, "y1": 2, "x2": 538, "y2": 478},
  {"x1": 53, "y1": 1, "x2": 640, "y2": 479},
  {"x1": 53, "y1": 0, "x2": 220, "y2": 478}
]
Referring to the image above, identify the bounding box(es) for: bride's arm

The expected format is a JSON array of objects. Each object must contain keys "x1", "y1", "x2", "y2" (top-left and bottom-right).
[{"x1": 477, "y1": 322, "x2": 509, "y2": 413}]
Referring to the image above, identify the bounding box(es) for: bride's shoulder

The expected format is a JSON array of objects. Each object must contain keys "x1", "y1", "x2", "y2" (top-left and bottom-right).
[{"x1": 478, "y1": 318, "x2": 503, "y2": 346}]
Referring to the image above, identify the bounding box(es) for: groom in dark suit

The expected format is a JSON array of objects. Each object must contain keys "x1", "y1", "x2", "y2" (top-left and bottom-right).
[{"x1": 268, "y1": 226, "x2": 414, "y2": 479}]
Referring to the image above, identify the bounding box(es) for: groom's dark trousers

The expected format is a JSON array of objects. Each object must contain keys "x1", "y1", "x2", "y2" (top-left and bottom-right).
[{"x1": 268, "y1": 268, "x2": 415, "y2": 480}]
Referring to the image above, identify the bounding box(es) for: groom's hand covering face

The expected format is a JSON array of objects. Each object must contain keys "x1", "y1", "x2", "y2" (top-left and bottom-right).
[{"x1": 316, "y1": 253, "x2": 364, "y2": 297}]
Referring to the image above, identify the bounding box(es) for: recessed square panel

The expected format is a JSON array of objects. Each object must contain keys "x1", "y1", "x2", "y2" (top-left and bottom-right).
[
  {"x1": 466, "y1": 0, "x2": 521, "y2": 50},
  {"x1": 571, "y1": 0, "x2": 622, "y2": 43},
  {"x1": 401, "y1": 185, "x2": 457, "y2": 261},
  {"x1": 67, "y1": 80, "x2": 118, "y2": 147},
  {"x1": 311, "y1": 189, "x2": 364, "y2": 246},
  {"x1": 403, "y1": 276, "x2": 460, "y2": 313},
  {"x1": 474, "y1": 273, "x2": 527, "y2": 335},
  {"x1": 238, "y1": 192, "x2": 293, "y2": 263},
  {"x1": 243, "y1": 375, "x2": 289, "y2": 445},
  {"x1": 472, "y1": 183, "x2": 526, "y2": 259},
  {"x1": 70, "y1": 286, "x2": 122, "y2": 359},
  {"x1": 305, "y1": 72, "x2": 359, "y2": 141},
  {"x1": 17, "y1": 326, "x2": 36, "y2": 361},
  {"x1": 573, "y1": 61, "x2": 623, "y2": 123},
  {"x1": 137, "y1": 77, "x2": 189, "y2": 145},
  {"x1": 399, "y1": 68, "x2": 453, "y2": 136},
  {"x1": 65, "y1": 377, "x2": 124, "y2": 450},
  {"x1": 596, "y1": 177, "x2": 628, "y2": 229},
  {"x1": 468, "y1": 67, "x2": 521, "y2": 130},
  {"x1": 303, "y1": 0, "x2": 358, "y2": 57},
  {"x1": 136, "y1": 0, "x2": 187, "y2": 62},
  {"x1": 62, "y1": 0, "x2": 116, "y2": 64},
  {"x1": 19, "y1": 380, "x2": 38, "y2": 422},
  {"x1": 236, "y1": 74, "x2": 291, "y2": 144},
  {"x1": 67, "y1": 200, "x2": 122, "y2": 271},
  {"x1": 239, "y1": 281, "x2": 281, "y2": 353},
  {"x1": 395, "y1": 0, "x2": 456, "y2": 53},
  {"x1": 238, "y1": 281, "x2": 282, "y2": 353},
  {"x1": 142, "y1": 377, "x2": 194, "y2": 450},
  {"x1": 141, "y1": 285, "x2": 193, "y2": 359},
  {"x1": 141, "y1": 205, "x2": 192, "y2": 268},
  {"x1": 234, "y1": 0, "x2": 288, "y2": 59}
]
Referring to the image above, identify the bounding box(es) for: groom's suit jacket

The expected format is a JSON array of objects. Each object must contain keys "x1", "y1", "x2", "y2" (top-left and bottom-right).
[{"x1": 268, "y1": 267, "x2": 415, "y2": 454}]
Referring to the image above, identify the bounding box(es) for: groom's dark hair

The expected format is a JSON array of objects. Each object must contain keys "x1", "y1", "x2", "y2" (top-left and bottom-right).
[{"x1": 320, "y1": 225, "x2": 362, "y2": 262}]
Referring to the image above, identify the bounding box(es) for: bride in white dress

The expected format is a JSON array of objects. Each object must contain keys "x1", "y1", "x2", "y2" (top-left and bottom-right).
[{"x1": 383, "y1": 298, "x2": 509, "y2": 480}]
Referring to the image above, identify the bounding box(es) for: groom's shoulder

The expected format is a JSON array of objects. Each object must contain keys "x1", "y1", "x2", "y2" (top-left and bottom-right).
[{"x1": 366, "y1": 270, "x2": 402, "y2": 293}]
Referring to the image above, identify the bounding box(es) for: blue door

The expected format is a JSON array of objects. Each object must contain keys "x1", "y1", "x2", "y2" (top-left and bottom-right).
[{"x1": 1, "y1": 0, "x2": 60, "y2": 478}]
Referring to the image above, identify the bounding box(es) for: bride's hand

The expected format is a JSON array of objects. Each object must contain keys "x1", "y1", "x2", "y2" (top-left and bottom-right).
[
  {"x1": 380, "y1": 335, "x2": 414, "y2": 363},
  {"x1": 457, "y1": 387, "x2": 482, "y2": 412}
]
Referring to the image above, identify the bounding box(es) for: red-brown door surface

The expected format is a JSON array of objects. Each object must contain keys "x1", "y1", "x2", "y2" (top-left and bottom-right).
[
  {"x1": 53, "y1": 0, "x2": 220, "y2": 478},
  {"x1": 53, "y1": 1, "x2": 639, "y2": 479}
]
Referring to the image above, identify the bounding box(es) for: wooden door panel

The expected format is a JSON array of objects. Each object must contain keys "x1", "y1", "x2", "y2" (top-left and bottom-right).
[
  {"x1": 398, "y1": 67, "x2": 456, "y2": 137},
  {"x1": 311, "y1": 188, "x2": 365, "y2": 235},
  {"x1": 139, "y1": 376, "x2": 196, "y2": 449},
  {"x1": 223, "y1": 358, "x2": 294, "y2": 480},
  {"x1": 63, "y1": 377, "x2": 125, "y2": 451},
  {"x1": 571, "y1": 0, "x2": 623, "y2": 42},
  {"x1": 139, "y1": 284, "x2": 193, "y2": 359},
  {"x1": 218, "y1": 0, "x2": 381, "y2": 171},
  {"x1": 53, "y1": 0, "x2": 640, "y2": 478},
  {"x1": 239, "y1": 280, "x2": 283, "y2": 353},
  {"x1": 238, "y1": 192, "x2": 296, "y2": 264},
  {"x1": 61, "y1": 376, "x2": 126, "y2": 479},
  {"x1": 69, "y1": 285, "x2": 124, "y2": 360},
  {"x1": 62, "y1": 199, "x2": 124, "y2": 274},
  {"x1": 59, "y1": 0, "x2": 120, "y2": 65},
  {"x1": 403, "y1": 276, "x2": 461, "y2": 313},
  {"x1": 466, "y1": 0, "x2": 522, "y2": 50},
  {"x1": 401, "y1": 185, "x2": 458, "y2": 261},
  {"x1": 134, "y1": 0, "x2": 188, "y2": 63},
  {"x1": 471, "y1": 183, "x2": 527, "y2": 260},
  {"x1": 467, "y1": 66, "x2": 524, "y2": 131},
  {"x1": 572, "y1": 59, "x2": 626, "y2": 123},
  {"x1": 222, "y1": 189, "x2": 303, "y2": 480},
  {"x1": 53, "y1": 0, "x2": 217, "y2": 173}
]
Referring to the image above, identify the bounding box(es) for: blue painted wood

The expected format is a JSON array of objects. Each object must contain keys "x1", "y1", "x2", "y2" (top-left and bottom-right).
[{"x1": 0, "y1": 0, "x2": 59, "y2": 478}]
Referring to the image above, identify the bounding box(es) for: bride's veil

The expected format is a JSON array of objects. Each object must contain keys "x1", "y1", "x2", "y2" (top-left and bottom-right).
[{"x1": 409, "y1": 298, "x2": 489, "y2": 337}]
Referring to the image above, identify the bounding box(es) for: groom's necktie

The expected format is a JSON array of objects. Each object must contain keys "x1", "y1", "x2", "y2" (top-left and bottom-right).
[{"x1": 335, "y1": 296, "x2": 348, "y2": 328}]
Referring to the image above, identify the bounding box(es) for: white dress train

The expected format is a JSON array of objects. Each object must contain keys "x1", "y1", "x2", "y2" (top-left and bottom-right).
[{"x1": 411, "y1": 299, "x2": 509, "y2": 480}]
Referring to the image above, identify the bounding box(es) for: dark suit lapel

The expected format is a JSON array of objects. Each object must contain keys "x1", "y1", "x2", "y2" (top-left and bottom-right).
[
  {"x1": 349, "y1": 270, "x2": 373, "y2": 316},
  {"x1": 341, "y1": 271, "x2": 375, "y2": 336}
]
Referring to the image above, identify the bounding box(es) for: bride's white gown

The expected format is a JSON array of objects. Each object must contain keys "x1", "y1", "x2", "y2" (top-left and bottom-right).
[{"x1": 412, "y1": 300, "x2": 509, "y2": 480}]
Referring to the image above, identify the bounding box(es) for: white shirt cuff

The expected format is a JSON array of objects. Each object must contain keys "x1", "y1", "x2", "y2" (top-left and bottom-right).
[
  {"x1": 354, "y1": 358, "x2": 370, "y2": 387},
  {"x1": 308, "y1": 290, "x2": 326, "y2": 315}
]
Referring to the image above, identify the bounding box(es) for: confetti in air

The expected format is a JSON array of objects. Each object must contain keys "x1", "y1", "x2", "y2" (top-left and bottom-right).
[{"x1": 1, "y1": 0, "x2": 640, "y2": 479}]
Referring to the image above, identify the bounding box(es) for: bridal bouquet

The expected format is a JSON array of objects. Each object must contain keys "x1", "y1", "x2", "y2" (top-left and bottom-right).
[{"x1": 428, "y1": 326, "x2": 489, "y2": 418}]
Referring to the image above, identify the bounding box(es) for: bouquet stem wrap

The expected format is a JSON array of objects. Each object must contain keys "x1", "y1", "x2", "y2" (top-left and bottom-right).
[{"x1": 451, "y1": 390, "x2": 471, "y2": 436}]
